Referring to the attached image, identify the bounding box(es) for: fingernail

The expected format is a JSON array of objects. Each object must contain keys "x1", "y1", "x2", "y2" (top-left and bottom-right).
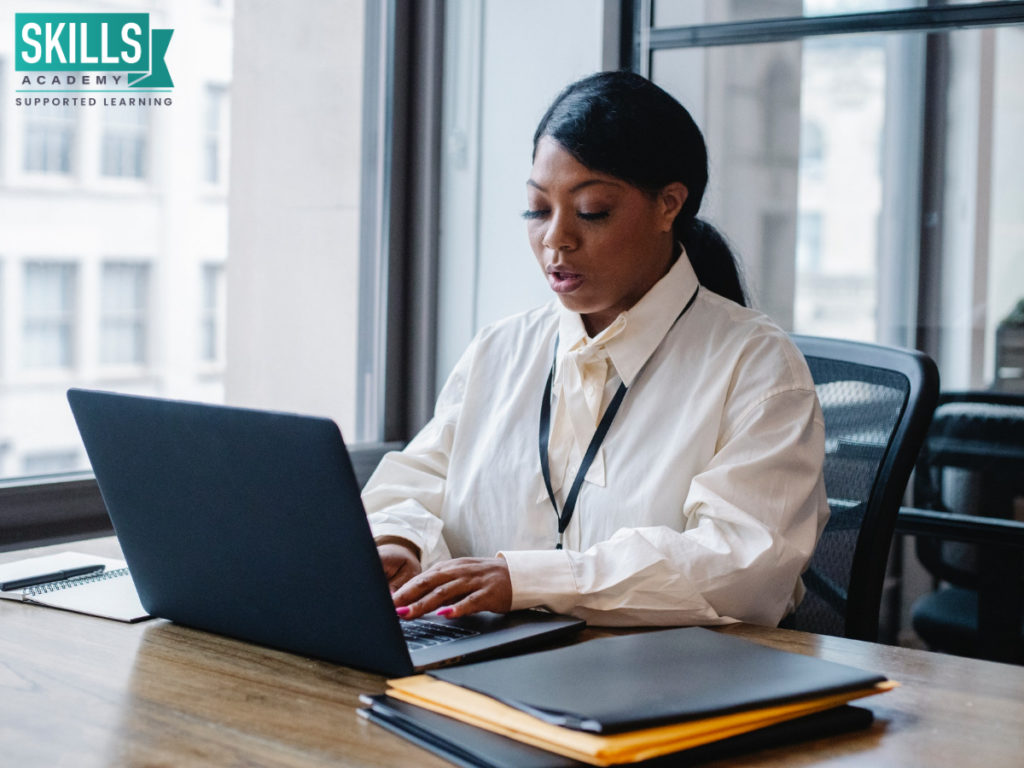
[
  {"x1": 436, "y1": 607, "x2": 453, "y2": 618},
  {"x1": 396, "y1": 606, "x2": 410, "y2": 617}
]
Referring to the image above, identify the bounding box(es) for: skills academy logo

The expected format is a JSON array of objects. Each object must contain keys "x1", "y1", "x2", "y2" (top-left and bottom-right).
[{"x1": 13, "y1": 12, "x2": 174, "y2": 107}]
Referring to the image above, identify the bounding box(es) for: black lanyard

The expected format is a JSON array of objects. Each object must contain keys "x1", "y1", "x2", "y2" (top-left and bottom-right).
[{"x1": 538, "y1": 286, "x2": 700, "y2": 549}]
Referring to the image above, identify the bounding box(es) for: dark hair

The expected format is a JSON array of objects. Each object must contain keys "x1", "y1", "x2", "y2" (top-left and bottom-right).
[{"x1": 533, "y1": 71, "x2": 747, "y2": 306}]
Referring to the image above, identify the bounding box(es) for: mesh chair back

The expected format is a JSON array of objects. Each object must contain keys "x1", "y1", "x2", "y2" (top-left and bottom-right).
[{"x1": 788, "y1": 336, "x2": 938, "y2": 641}]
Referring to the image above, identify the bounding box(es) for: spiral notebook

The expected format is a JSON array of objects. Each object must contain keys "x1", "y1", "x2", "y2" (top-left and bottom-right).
[{"x1": 0, "y1": 551, "x2": 150, "y2": 622}]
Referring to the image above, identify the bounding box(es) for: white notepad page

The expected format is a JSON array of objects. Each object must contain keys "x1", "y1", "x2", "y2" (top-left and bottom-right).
[{"x1": 0, "y1": 551, "x2": 150, "y2": 622}]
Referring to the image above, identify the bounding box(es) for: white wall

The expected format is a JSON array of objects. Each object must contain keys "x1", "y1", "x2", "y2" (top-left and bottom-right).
[
  {"x1": 436, "y1": 0, "x2": 606, "y2": 389},
  {"x1": 227, "y1": 2, "x2": 364, "y2": 433}
]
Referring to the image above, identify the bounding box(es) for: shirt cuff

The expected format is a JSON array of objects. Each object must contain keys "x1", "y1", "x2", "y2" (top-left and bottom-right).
[
  {"x1": 370, "y1": 523, "x2": 427, "y2": 562},
  {"x1": 499, "y1": 548, "x2": 578, "y2": 613}
]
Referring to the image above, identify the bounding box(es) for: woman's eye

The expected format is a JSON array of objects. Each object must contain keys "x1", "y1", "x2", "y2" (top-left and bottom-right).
[
  {"x1": 578, "y1": 211, "x2": 610, "y2": 221},
  {"x1": 521, "y1": 209, "x2": 549, "y2": 220}
]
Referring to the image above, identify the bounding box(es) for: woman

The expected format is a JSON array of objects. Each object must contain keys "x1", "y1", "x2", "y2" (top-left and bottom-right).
[{"x1": 363, "y1": 71, "x2": 828, "y2": 627}]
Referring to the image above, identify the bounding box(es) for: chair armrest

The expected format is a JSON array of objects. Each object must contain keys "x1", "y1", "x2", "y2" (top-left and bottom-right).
[
  {"x1": 895, "y1": 506, "x2": 1024, "y2": 548},
  {"x1": 349, "y1": 441, "x2": 406, "y2": 488}
]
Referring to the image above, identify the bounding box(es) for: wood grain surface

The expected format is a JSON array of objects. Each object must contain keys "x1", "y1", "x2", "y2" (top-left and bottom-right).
[{"x1": 2, "y1": 538, "x2": 1023, "y2": 767}]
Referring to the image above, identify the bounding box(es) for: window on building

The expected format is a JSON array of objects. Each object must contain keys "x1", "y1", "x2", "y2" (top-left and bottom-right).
[
  {"x1": 797, "y1": 211, "x2": 824, "y2": 273},
  {"x1": 22, "y1": 450, "x2": 81, "y2": 477},
  {"x1": 100, "y1": 263, "x2": 150, "y2": 366},
  {"x1": 204, "y1": 85, "x2": 228, "y2": 185},
  {"x1": 801, "y1": 120, "x2": 826, "y2": 176},
  {"x1": 101, "y1": 108, "x2": 149, "y2": 179},
  {"x1": 200, "y1": 263, "x2": 225, "y2": 364},
  {"x1": 23, "y1": 262, "x2": 77, "y2": 369},
  {"x1": 23, "y1": 102, "x2": 76, "y2": 174}
]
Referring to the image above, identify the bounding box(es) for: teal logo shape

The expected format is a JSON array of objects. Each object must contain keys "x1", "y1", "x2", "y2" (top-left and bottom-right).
[{"x1": 15, "y1": 13, "x2": 173, "y2": 88}]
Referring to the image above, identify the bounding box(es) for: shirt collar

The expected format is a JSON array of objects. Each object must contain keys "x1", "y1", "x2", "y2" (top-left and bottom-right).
[{"x1": 555, "y1": 250, "x2": 700, "y2": 386}]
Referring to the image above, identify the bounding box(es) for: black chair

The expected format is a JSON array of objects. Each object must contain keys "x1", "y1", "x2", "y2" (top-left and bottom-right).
[
  {"x1": 786, "y1": 335, "x2": 939, "y2": 642},
  {"x1": 896, "y1": 392, "x2": 1024, "y2": 663}
]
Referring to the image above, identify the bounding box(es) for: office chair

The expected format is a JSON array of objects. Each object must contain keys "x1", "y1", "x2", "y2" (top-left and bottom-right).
[
  {"x1": 896, "y1": 392, "x2": 1024, "y2": 663},
  {"x1": 785, "y1": 335, "x2": 939, "y2": 642}
]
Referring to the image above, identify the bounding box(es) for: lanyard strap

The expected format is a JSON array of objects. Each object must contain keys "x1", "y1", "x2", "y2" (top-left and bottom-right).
[
  {"x1": 539, "y1": 357, "x2": 626, "y2": 550},
  {"x1": 538, "y1": 286, "x2": 700, "y2": 549}
]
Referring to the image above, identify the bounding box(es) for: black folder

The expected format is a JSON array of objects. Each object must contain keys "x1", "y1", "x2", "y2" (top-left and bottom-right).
[
  {"x1": 430, "y1": 627, "x2": 886, "y2": 733},
  {"x1": 360, "y1": 693, "x2": 874, "y2": 768}
]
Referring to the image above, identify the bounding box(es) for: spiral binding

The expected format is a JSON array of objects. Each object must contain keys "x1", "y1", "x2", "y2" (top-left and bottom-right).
[{"x1": 22, "y1": 567, "x2": 130, "y2": 597}]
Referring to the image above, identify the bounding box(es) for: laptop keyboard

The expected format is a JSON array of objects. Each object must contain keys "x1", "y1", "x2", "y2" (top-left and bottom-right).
[{"x1": 402, "y1": 618, "x2": 481, "y2": 651}]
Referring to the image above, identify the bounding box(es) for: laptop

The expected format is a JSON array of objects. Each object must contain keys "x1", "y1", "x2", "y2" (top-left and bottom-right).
[{"x1": 67, "y1": 388, "x2": 584, "y2": 676}]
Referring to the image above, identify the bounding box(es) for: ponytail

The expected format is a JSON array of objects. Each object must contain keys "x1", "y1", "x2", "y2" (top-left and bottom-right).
[{"x1": 677, "y1": 217, "x2": 747, "y2": 307}]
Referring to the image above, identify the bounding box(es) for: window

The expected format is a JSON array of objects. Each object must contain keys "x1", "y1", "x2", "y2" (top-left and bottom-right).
[
  {"x1": 636, "y1": 0, "x2": 1024, "y2": 383},
  {"x1": 22, "y1": 450, "x2": 80, "y2": 477},
  {"x1": 23, "y1": 102, "x2": 75, "y2": 174},
  {"x1": 797, "y1": 211, "x2": 824, "y2": 273},
  {"x1": 801, "y1": 120, "x2": 826, "y2": 177},
  {"x1": 101, "y1": 108, "x2": 148, "y2": 179},
  {"x1": 100, "y1": 263, "x2": 150, "y2": 366},
  {"x1": 203, "y1": 85, "x2": 228, "y2": 185},
  {"x1": 200, "y1": 263, "x2": 225, "y2": 364},
  {"x1": 2, "y1": 1, "x2": 407, "y2": 543},
  {"x1": 23, "y1": 262, "x2": 77, "y2": 369}
]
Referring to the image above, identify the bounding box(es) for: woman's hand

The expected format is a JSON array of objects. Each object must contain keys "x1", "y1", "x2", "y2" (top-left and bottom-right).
[
  {"x1": 392, "y1": 557, "x2": 512, "y2": 620},
  {"x1": 377, "y1": 539, "x2": 422, "y2": 592}
]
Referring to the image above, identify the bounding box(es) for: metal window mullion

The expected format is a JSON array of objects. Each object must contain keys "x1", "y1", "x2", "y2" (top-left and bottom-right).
[
  {"x1": 358, "y1": 0, "x2": 444, "y2": 444},
  {"x1": 646, "y1": 2, "x2": 1024, "y2": 51}
]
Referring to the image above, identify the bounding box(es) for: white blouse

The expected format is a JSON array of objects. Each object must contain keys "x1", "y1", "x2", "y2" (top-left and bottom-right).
[{"x1": 363, "y1": 254, "x2": 829, "y2": 627}]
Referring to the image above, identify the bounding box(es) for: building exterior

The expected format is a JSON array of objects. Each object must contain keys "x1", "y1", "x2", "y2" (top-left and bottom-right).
[{"x1": 0, "y1": 0, "x2": 232, "y2": 477}]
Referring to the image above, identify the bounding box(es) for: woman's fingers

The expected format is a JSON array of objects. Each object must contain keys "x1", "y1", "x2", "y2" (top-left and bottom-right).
[
  {"x1": 377, "y1": 543, "x2": 422, "y2": 591},
  {"x1": 393, "y1": 557, "x2": 512, "y2": 620}
]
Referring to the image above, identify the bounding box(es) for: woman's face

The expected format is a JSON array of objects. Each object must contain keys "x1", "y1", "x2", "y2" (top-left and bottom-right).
[{"x1": 525, "y1": 137, "x2": 686, "y2": 335}]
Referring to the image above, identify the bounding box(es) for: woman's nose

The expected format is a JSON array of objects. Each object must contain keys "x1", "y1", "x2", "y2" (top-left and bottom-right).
[{"x1": 541, "y1": 212, "x2": 578, "y2": 252}]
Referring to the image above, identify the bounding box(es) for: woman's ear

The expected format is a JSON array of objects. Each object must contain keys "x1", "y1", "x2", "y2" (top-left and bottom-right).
[{"x1": 658, "y1": 182, "x2": 688, "y2": 232}]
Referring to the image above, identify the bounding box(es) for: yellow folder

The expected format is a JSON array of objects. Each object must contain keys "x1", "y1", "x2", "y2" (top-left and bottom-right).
[{"x1": 386, "y1": 674, "x2": 895, "y2": 766}]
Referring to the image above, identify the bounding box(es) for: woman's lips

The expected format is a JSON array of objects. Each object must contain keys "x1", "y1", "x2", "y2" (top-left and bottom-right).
[{"x1": 547, "y1": 268, "x2": 584, "y2": 294}]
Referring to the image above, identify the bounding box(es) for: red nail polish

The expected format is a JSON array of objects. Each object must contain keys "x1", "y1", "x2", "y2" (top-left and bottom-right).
[
  {"x1": 396, "y1": 606, "x2": 410, "y2": 617},
  {"x1": 437, "y1": 607, "x2": 453, "y2": 618}
]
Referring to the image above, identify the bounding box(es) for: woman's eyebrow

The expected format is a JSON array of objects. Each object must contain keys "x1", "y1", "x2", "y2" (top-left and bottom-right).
[{"x1": 526, "y1": 178, "x2": 622, "y2": 193}]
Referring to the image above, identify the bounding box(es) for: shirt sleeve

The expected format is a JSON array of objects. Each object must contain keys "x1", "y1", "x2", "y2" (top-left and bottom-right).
[
  {"x1": 500, "y1": 386, "x2": 829, "y2": 627},
  {"x1": 361, "y1": 339, "x2": 479, "y2": 568}
]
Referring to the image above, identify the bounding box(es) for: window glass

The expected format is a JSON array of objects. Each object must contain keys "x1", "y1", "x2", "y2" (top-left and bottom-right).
[
  {"x1": 100, "y1": 263, "x2": 150, "y2": 366},
  {"x1": 651, "y1": 24, "x2": 1024, "y2": 388},
  {"x1": 23, "y1": 262, "x2": 77, "y2": 369},
  {"x1": 22, "y1": 450, "x2": 80, "y2": 477},
  {"x1": 101, "y1": 108, "x2": 148, "y2": 179},
  {"x1": 1, "y1": 1, "x2": 378, "y2": 485},
  {"x1": 23, "y1": 102, "x2": 75, "y2": 174},
  {"x1": 200, "y1": 263, "x2": 225, "y2": 364},
  {"x1": 204, "y1": 85, "x2": 227, "y2": 185},
  {"x1": 653, "y1": 0, "x2": 924, "y2": 28}
]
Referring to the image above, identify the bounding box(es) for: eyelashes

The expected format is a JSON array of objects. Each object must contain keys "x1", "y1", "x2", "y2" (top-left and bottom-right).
[{"x1": 521, "y1": 209, "x2": 610, "y2": 222}]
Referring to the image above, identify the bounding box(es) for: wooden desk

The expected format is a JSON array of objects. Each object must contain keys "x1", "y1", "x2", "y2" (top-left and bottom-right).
[{"x1": 2, "y1": 538, "x2": 1023, "y2": 767}]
